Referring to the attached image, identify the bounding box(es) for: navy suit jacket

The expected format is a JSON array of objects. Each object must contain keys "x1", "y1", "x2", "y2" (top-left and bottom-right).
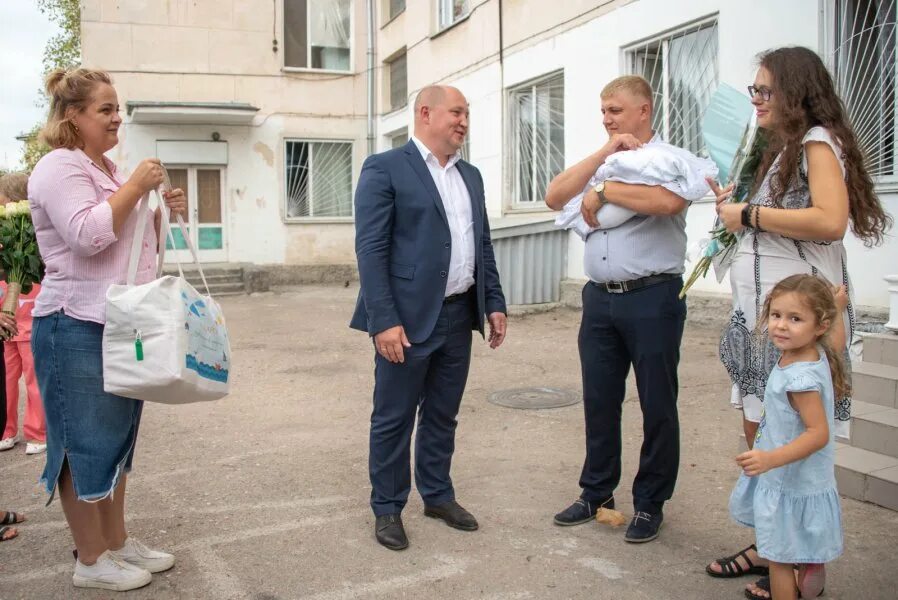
[{"x1": 350, "y1": 140, "x2": 506, "y2": 344}]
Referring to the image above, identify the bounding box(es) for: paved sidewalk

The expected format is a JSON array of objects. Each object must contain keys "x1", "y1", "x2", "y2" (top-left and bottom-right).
[{"x1": 0, "y1": 285, "x2": 895, "y2": 599}]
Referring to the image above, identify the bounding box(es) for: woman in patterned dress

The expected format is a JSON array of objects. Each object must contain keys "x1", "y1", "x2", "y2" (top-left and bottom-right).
[{"x1": 704, "y1": 47, "x2": 891, "y2": 599}]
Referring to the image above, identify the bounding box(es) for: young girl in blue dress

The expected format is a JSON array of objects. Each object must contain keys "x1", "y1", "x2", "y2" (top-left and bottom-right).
[{"x1": 730, "y1": 274, "x2": 848, "y2": 600}]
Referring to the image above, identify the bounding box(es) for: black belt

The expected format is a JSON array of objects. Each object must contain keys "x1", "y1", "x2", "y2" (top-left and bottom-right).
[
  {"x1": 591, "y1": 273, "x2": 680, "y2": 294},
  {"x1": 444, "y1": 289, "x2": 473, "y2": 304}
]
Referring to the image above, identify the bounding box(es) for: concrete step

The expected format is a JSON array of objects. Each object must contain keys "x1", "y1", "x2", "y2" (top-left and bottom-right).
[
  {"x1": 852, "y1": 361, "x2": 898, "y2": 408},
  {"x1": 835, "y1": 443, "x2": 898, "y2": 511},
  {"x1": 850, "y1": 401, "x2": 898, "y2": 458},
  {"x1": 205, "y1": 282, "x2": 246, "y2": 297},
  {"x1": 862, "y1": 332, "x2": 898, "y2": 368}
]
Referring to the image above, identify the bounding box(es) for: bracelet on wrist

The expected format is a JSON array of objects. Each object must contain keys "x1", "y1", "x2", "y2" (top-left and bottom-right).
[{"x1": 754, "y1": 205, "x2": 764, "y2": 232}]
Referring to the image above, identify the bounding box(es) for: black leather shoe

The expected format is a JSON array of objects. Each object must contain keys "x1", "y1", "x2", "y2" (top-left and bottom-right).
[
  {"x1": 553, "y1": 496, "x2": 615, "y2": 526},
  {"x1": 375, "y1": 514, "x2": 409, "y2": 550},
  {"x1": 423, "y1": 500, "x2": 479, "y2": 531},
  {"x1": 624, "y1": 510, "x2": 663, "y2": 543}
]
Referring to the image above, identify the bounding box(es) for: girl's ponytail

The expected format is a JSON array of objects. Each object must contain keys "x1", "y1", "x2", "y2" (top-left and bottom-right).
[{"x1": 820, "y1": 336, "x2": 850, "y2": 401}]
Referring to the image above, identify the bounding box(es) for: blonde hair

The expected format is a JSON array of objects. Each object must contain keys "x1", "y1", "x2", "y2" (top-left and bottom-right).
[
  {"x1": 40, "y1": 67, "x2": 113, "y2": 149},
  {"x1": 0, "y1": 172, "x2": 29, "y2": 202},
  {"x1": 601, "y1": 75, "x2": 654, "y2": 112},
  {"x1": 759, "y1": 274, "x2": 850, "y2": 400}
]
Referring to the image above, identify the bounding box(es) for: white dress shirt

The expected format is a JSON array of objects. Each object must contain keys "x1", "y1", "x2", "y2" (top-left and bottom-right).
[{"x1": 411, "y1": 136, "x2": 475, "y2": 297}]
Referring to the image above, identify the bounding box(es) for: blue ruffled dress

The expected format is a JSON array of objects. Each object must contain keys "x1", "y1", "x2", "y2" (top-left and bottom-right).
[{"x1": 729, "y1": 348, "x2": 843, "y2": 564}]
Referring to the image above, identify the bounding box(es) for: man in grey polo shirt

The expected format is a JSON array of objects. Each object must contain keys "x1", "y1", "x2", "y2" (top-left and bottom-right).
[{"x1": 545, "y1": 75, "x2": 689, "y2": 543}]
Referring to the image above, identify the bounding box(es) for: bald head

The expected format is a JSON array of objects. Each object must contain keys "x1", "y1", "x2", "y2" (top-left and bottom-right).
[
  {"x1": 414, "y1": 85, "x2": 449, "y2": 112},
  {"x1": 413, "y1": 85, "x2": 469, "y2": 164}
]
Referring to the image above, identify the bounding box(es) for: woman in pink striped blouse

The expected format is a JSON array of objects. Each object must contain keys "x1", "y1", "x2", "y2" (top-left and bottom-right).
[{"x1": 28, "y1": 68, "x2": 186, "y2": 592}]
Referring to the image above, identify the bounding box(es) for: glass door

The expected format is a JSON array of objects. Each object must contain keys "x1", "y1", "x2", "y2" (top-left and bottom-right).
[{"x1": 164, "y1": 167, "x2": 227, "y2": 263}]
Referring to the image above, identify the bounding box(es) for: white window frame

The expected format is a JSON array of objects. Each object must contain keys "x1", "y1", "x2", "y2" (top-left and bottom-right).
[
  {"x1": 283, "y1": 0, "x2": 353, "y2": 74},
  {"x1": 437, "y1": 0, "x2": 471, "y2": 31},
  {"x1": 507, "y1": 70, "x2": 565, "y2": 207},
  {"x1": 623, "y1": 16, "x2": 719, "y2": 156},
  {"x1": 822, "y1": 0, "x2": 898, "y2": 187},
  {"x1": 283, "y1": 138, "x2": 355, "y2": 222}
]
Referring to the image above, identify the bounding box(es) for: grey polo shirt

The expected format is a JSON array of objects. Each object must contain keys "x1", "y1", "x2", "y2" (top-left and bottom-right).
[{"x1": 583, "y1": 136, "x2": 689, "y2": 284}]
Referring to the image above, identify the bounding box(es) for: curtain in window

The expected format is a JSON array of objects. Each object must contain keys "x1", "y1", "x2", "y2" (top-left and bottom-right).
[
  {"x1": 440, "y1": 0, "x2": 470, "y2": 28},
  {"x1": 309, "y1": 0, "x2": 351, "y2": 70}
]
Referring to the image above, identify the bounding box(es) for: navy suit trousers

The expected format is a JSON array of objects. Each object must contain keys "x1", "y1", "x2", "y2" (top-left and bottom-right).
[
  {"x1": 577, "y1": 278, "x2": 686, "y2": 513},
  {"x1": 369, "y1": 295, "x2": 475, "y2": 516}
]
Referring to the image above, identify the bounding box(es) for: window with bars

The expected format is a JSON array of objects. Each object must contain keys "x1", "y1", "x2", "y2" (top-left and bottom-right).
[
  {"x1": 625, "y1": 20, "x2": 719, "y2": 155},
  {"x1": 389, "y1": 0, "x2": 406, "y2": 20},
  {"x1": 285, "y1": 140, "x2": 353, "y2": 219},
  {"x1": 388, "y1": 51, "x2": 408, "y2": 111},
  {"x1": 438, "y1": 0, "x2": 470, "y2": 30},
  {"x1": 831, "y1": 0, "x2": 896, "y2": 178},
  {"x1": 509, "y1": 72, "x2": 565, "y2": 205},
  {"x1": 284, "y1": 0, "x2": 351, "y2": 71}
]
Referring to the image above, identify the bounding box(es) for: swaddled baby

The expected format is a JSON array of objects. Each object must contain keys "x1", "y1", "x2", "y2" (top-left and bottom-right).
[{"x1": 556, "y1": 141, "x2": 718, "y2": 239}]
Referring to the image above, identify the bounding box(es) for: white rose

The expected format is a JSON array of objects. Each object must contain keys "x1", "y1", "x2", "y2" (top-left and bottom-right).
[
  {"x1": 16, "y1": 201, "x2": 30, "y2": 216},
  {"x1": 5, "y1": 203, "x2": 18, "y2": 217}
]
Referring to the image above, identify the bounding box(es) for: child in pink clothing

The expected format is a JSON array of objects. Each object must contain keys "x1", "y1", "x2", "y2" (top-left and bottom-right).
[{"x1": 0, "y1": 281, "x2": 46, "y2": 454}]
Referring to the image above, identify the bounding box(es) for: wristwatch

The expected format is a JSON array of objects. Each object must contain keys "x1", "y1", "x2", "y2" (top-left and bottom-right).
[{"x1": 592, "y1": 181, "x2": 607, "y2": 204}]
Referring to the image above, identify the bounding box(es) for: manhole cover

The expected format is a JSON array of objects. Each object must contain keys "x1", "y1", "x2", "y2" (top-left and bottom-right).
[{"x1": 488, "y1": 387, "x2": 580, "y2": 410}]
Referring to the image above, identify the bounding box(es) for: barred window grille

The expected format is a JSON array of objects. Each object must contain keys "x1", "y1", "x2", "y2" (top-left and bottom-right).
[
  {"x1": 284, "y1": 0, "x2": 351, "y2": 71},
  {"x1": 438, "y1": 0, "x2": 470, "y2": 29},
  {"x1": 509, "y1": 72, "x2": 565, "y2": 205},
  {"x1": 285, "y1": 140, "x2": 353, "y2": 218},
  {"x1": 625, "y1": 20, "x2": 719, "y2": 155},
  {"x1": 830, "y1": 0, "x2": 897, "y2": 178},
  {"x1": 388, "y1": 52, "x2": 408, "y2": 111}
]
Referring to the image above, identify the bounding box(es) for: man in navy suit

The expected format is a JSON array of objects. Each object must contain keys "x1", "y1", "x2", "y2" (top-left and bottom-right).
[{"x1": 350, "y1": 85, "x2": 507, "y2": 551}]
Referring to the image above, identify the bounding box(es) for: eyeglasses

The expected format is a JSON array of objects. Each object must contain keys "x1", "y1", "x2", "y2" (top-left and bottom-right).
[{"x1": 747, "y1": 85, "x2": 773, "y2": 101}]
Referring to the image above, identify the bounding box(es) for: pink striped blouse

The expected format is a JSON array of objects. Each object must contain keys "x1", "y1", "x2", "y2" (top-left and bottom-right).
[{"x1": 28, "y1": 148, "x2": 158, "y2": 325}]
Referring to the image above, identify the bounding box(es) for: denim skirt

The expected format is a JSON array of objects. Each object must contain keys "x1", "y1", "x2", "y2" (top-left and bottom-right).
[{"x1": 31, "y1": 311, "x2": 143, "y2": 503}]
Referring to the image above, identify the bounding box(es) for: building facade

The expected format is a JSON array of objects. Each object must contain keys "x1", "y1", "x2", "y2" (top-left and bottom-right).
[{"x1": 81, "y1": 0, "x2": 897, "y2": 308}]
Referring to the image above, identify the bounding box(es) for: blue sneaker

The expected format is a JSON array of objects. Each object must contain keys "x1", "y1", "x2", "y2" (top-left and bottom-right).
[{"x1": 624, "y1": 510, "x2": 663, "y2": 543}]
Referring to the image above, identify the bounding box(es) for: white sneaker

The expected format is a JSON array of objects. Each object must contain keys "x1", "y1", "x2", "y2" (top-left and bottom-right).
[
  {"x1": 25, "y1": 442, "x2": 47, "y2": 455},
  {"x1": 0, "y1": 437, "x2": 17, "y2": 451},
  {"x1": 73, "y1": 550, "x2": 152, "y2": 591},
  {"x1": 110, "y1": 537, "x2": 175, "y2": 573}
]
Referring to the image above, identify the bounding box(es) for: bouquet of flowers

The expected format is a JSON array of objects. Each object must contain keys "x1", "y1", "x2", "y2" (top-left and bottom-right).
[
  {"x1": 678, "y1": 84, "x2": 765, "y2": 299},
  {"x1": 0, "y1": 200, "x2": 43, "y2": 329}
]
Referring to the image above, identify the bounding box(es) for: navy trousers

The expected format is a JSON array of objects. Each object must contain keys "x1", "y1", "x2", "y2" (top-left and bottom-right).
[
  {"x1": 577, "y1": 278, "x2": 686, "y2": 513},
  {"x1": 369, "y1": 296, "x2": 474, "y2": 516}
]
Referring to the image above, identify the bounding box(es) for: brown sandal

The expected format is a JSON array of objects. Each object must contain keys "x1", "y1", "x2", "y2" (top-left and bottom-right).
[
  {"x1": 0, "y1": 525, "x2": 18, "y2": 542},
  {"x1": 706, "y1": 543, "x2": 770, "y2": 578}
]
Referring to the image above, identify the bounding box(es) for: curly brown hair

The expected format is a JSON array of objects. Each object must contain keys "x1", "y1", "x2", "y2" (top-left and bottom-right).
[{"x1": 755, "y1": 46, "x2": 891, "y2": 246}]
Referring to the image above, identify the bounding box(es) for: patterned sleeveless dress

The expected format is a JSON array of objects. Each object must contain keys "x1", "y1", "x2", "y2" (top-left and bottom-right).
[{"x1": 719, "y1": 127, "x2": 854, "y2": 438}]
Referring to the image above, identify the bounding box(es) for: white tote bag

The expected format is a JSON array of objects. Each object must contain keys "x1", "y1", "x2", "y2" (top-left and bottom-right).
[{"x1": 103, "y1": 186, "x2": 232, "y2": 404}]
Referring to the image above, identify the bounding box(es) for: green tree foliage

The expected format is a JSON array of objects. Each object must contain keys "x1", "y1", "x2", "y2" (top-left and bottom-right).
[
  {"x1": 21, "y1": 0, "x2": 81, "y2": 172},
  {"x1": 38, "y1": 0, "x2": 81, "y2": 73}
]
